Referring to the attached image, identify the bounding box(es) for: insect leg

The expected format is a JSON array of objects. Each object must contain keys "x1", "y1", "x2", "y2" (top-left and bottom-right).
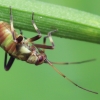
[
  {"x1": 30, "y1": 30, "x2": 57, "y2": 51},
  {"x1": 19, "y1": 29, "x2": 23, "y2": 35},
  {"x1": 25, "y1": 12, "x2": 41, "y2": 42},
  {"x1": 10, "y1": 6, "x2": 16, "y2": 40},
  {"x1": 45, "y1": 59, "x2": 98, "y2": 94},
  {"x1": 4, "y1": 7, "x2": 16, "y2": 71},
  {"x1": 43, "y1": 30, "x2": 57, "y2": 52},
  {"x1": 4, "y1": 52, "x2": 15, "y2": 71},
  {"x1": 34, "y1": 44, "x2": 54, "y2": 49}
]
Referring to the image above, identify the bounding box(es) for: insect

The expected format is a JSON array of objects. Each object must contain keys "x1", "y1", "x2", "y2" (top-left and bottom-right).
[{"x1": 0, "y1": 7, "x2": 98, "y2": 94}]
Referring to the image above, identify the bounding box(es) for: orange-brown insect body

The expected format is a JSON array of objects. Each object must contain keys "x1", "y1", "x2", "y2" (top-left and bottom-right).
[
  {"x1": 0, "y1": 21, "x2": 17, "y2": 54},
  {"x1": 0, "y1": 21, "x2": 43, "y2": 64}
]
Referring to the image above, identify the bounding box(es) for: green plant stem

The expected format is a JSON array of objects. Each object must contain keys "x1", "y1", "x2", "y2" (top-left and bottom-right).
[{"x1": 0, "y1": 0, "x2": 100, "y2": 44}]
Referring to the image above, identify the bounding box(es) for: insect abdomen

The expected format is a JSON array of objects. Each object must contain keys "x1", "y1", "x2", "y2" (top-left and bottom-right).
[
  {"x1": 0, "y1": 21, "x2": 32, "y2": 61},
  {"x1": 0, "y1": 21, "x2": 16, "y2": 54}
]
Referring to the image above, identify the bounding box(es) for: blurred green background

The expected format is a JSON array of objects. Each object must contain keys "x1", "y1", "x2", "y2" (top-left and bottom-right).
[{"x1": 0, "y1": 0, "x2": 100, "y2": 100}]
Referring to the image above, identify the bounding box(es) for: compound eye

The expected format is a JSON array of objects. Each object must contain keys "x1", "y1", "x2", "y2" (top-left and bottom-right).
[
  {"x1": 39, "y1": 56, "x2": 43, "y2": 62},
  {"x1": 35, "y1": 56, "x2": 44, "y2": 65}
]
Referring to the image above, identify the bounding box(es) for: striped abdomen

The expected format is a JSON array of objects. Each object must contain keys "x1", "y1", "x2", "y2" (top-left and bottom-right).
[
  {"x1": 0, "y1": 21, "x2": 37, "y2": 62},
  {"x1": 0, "y1": 21, "x2": 17, "y2": 55}
]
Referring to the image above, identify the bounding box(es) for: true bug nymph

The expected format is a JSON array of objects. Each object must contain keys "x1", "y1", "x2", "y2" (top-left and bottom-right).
[{"x1": 0, "y1": 7, "x2": 98, "y2": 94}]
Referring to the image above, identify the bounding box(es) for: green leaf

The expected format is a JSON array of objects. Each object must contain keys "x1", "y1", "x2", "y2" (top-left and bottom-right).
[{"x1": 0, "y1": 0, "x2": 100, "y2": 44}]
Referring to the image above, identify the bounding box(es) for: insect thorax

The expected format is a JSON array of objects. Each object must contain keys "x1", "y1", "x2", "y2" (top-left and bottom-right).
[{"x1": 15, "y1": 43, "x2": 38, "y2": 64}]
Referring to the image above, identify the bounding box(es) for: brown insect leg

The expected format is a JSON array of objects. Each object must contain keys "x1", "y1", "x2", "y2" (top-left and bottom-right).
[
  {"x1": 30, "y1": 30, "x2": 57, "y2": 52},
  {"x1": 10, "y1": 7, "x2": 16, "y2": 40},
  {"x1": 4, "y1": 7, "x2": 16, "y2": 71},
  {"x1": 34, "y1": 44, "x2": 54, "y2": 49},
  {"x1": 30, "y1": 30, "x2": 57, "y2": 51},
  {"x1": 26, "y1": 12, "x2": 41, "y2": 42},
  {"x1": 4, "y1": 52, "x2": 15, "y2": 71},
  {"x1": 43, "y1": 30, "x2": 57, "y2": 52}
]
